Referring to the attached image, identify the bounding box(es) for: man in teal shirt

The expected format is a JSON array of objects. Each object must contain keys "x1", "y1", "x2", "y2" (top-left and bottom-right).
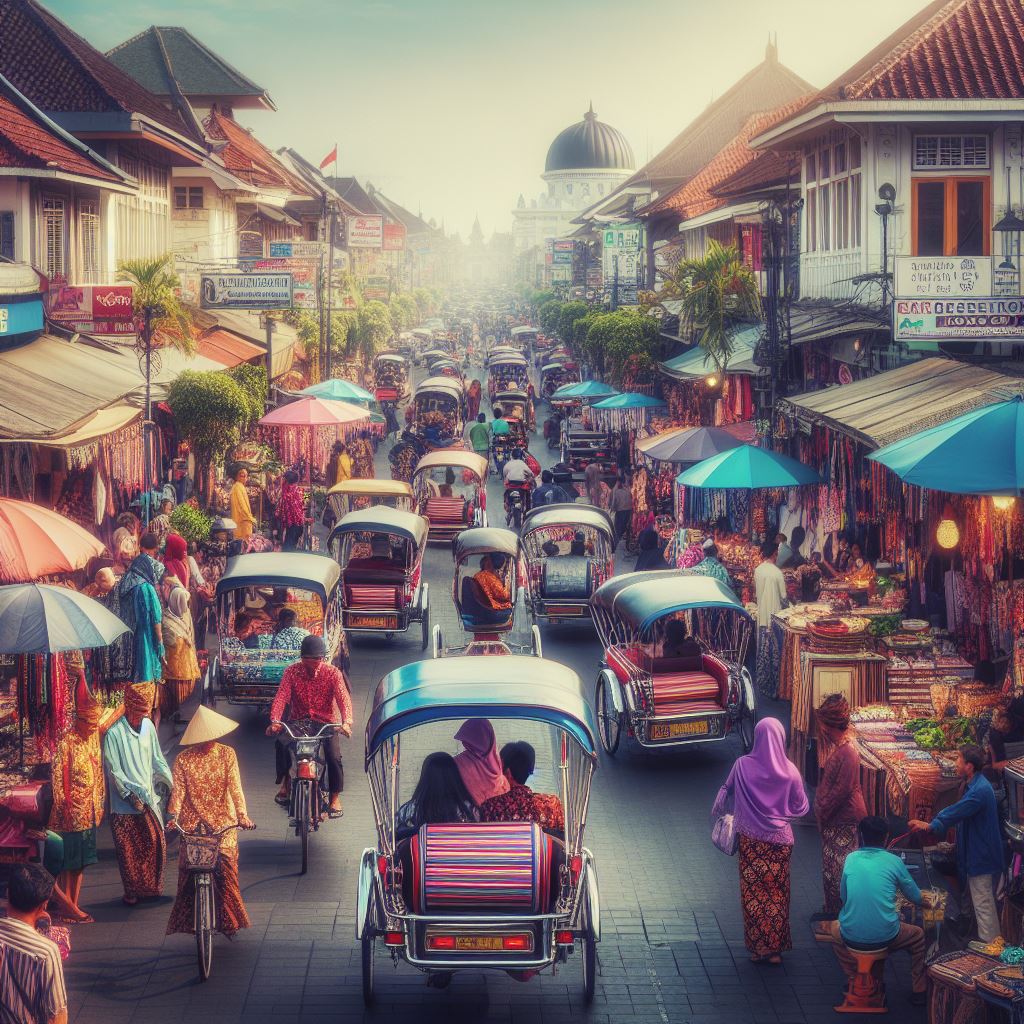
[
  {"x1": 491, "y1": 408, "x2": 510, "y2": 436},
  {"x1": 830, "y1": 816, "x2": 927, "y2": 1005}
]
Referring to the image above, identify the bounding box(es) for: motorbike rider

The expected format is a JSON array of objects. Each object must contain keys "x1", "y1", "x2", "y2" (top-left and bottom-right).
[{"x1": 502, "y1": 448, "x2": 535, "y2": 520}]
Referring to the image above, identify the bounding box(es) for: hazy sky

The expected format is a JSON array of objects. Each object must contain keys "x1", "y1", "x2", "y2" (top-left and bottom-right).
[{"x1": 51, "y1": 0, "x2": 927, "y2": 238}]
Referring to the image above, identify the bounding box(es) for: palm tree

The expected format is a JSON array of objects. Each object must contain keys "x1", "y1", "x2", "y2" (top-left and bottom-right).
[
  {"x1": 674, "y1": 241, "x2": 761, "y2": 375},
  {"x1": 117, "y1": 254, "x2": 194, "y2": 520}
]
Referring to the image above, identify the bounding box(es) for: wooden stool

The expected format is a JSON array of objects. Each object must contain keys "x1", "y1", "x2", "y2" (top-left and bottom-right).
[{"x1": 834, "y1": 946, "x2": 889, "y2": 1014}]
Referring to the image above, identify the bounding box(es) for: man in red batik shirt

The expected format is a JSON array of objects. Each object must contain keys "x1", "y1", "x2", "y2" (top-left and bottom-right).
[{"x1": 480, "y1": 741, "x2": 564, "y2": 831}]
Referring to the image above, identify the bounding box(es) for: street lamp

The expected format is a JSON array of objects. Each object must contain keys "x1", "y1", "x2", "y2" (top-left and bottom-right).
[
  {"x1": 994, "y1": 207, "x2": 1024, "y2": 273},
  {"x1": 874, "y1": 183, "x2": 896, "y2": 306}
]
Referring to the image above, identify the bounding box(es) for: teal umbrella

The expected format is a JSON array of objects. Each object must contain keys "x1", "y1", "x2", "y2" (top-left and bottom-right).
[
  {"x1": 552, "y1": 380, "x2": 619, "y2": 400},
  {"x1": 592, "y1": 392, "x2": 667, "y2": 410},
  {"x1": 868, "y1": 396, "x2": 1024, "y2": 495},
  {"x1": 301, "y1": 379, "x2": 375, "y2": 403},
  {"x1": 677, "y1": 444, "x2": 822, "y2": 489}
]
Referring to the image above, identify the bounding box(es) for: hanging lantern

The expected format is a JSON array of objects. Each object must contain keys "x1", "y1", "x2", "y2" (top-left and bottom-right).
[
  {"x1": 936, "y1": 502, "x2": 960, "y2": 549},
  {"x1": 993, "y1": 495, "x2": 1017, "y2": 511}
]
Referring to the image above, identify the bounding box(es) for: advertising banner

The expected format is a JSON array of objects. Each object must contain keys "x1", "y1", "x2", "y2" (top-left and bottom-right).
[
  {"x1": 552, "y1": 240, "x2": 574, "y2": 266},
  {"x1": 199, "y1": 273, "x2": 292, "y2": 310},
  {"x1": 894, "y1": 297, "x2": 1024, "y2": 340},
  {"x1": 382, "y1": 223, "x2": 406, "y2": 251},
  {"x1": 894, "y1": 256, "x2": 992, "y2": 298},
  {"x1": 347, "y1": 215, "x2": 383, "y2": 248},
  {"x1": 268, "y1": 241, "x2": 326, "y2": 259},
  {"x1": 46, "y1": 282, "x2": 136, "y2": 335},
  {"x1": 245, "y1": 258, "x2": 318, "y2": 309}
]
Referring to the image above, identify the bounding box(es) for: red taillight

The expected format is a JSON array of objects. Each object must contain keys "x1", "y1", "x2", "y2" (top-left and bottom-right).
[
  {"x1": 502, "y1": 933, "x2": 531, "y2": 951},
  {"x1": 296, "y1": 761, "x2": 317, "y2": 780},
  {"x1": 384, "y1": 930, "x2": 405, "y2": 947},
  {"x1": 555, "y1": 930, "x2": 574, "y2": 945},
  {"x1": 427, "y1": 935, "x2": 456, "y2": 950},
  {"x1": 569, "y1": 855, "x2": 583, "y2": 885},
  {"x1": 377, "y1": 855, "x2": 387, "y2": 877}
]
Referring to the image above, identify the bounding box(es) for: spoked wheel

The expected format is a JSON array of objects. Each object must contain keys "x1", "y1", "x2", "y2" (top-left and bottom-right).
[
  {"x1": 738, "y1": 668, "x2": 757, "y2": 754},
  {"x1": 581, "y1": 929, "x2": 597, "y2": 1004},
  {"x1": 293, "y1": 781, "x2": 310, "y2": 875},
  {"x1": 421, "y1": 602, "x2": 430, "y2": 650},
  {"x1": 361, "y1": 932, "x2": 375, "y2": 1007},
  {"x1": 195, "y1": 883, "x2": 214, "y2": 981},
  {"x1": 595, "y1": 675, "x2": 621, "y2": 756}
]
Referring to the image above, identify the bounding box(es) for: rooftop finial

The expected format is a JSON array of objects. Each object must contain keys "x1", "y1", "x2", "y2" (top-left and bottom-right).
[
  {"x1": 766, "y1": 34, "x2": 778, "y2": 62},
  {"x1": 585, "y1": 101, "x2": 596, "y2": 120}
]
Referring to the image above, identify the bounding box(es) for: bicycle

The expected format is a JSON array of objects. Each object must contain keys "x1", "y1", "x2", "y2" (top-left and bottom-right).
[
  {"x1": 272, "y1": 720, "x2": 340, "y2": 875},
  {"x1": 170, "y1": 821, "x2": 252, "y2": 981}
]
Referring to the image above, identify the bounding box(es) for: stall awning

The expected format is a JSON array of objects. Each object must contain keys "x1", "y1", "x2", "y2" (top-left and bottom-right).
[
  {"x1": 191, "y1": 308, "x2": 295, "y2": 379},
  {"x1": 660, "y1": 324, "x2": 761, "y2": 379},
  {"x1": 779, "y1": 357, "x2": 1024, "y2": 449},
  {"x1": 0, "y1": 404, "x2": 140, "y2": 446},
  {"x1": 787, "y1": 304, "x2": 889, "y2": 346},
  {"x1": 198, "y1": 329, "x2": 264, "y2": 367}
]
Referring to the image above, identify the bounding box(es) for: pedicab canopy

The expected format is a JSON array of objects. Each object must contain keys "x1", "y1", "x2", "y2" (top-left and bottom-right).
[
  {"x1": 421, "y1": 349, "x2": 450, "y2": 362},
  {"x1": 328, "y1": 506, "x2": 428, "y2": 548},
  {"x1": 416, "y1": 376, "x2": 465, "y2": 399},
  {"x1": 327, "y1": 478, "x2": 413, "y2": 499},
  {"x1": 414, "y1": 449, "x2": 489, "y2": 480},
  {"x1": 453, "y1": 527, "x2": 522, "y2": 561},
  {"x1": 522, "y1": 504, "x2": 613, "y2": 537},
  {"x1": 365, "y1": 656, "x2": 598, "y2": 761},
  {"x1": 591, "y1": 571, "x2": 750, "y2": 635},
  {"x1": 215, "y1": 552, "x2": 340, "y2": 601},
  {"x1": 491, "y1": 352, "x2": 529, "y2": 366}
]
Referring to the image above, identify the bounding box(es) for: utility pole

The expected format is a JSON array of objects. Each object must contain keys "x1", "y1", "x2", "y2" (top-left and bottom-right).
[
  {"x1": 326, "y1": 200, "x2": 335, "y2": 380},
  {"x1": 141, "y1": 305, "x2": 153, "y2": 525}
]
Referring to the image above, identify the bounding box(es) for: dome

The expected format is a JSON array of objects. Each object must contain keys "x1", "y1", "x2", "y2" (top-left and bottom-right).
[{"x1": 545, "y1": 105, "x2": 635, "y2": 173}]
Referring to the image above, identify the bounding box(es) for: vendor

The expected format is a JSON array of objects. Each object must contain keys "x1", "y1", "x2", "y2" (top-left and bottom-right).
[
  {"x1": 989, "y1": 696, "x2": 1024, "y2": 774},
  {"x1": 823, "y1": 534, "x2": 852, "y2": 578}
]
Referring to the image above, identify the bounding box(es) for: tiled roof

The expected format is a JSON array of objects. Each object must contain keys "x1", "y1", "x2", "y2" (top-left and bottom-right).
[
  {"x1": 821, "y1": 0, "x2": 1024, "y2": 100},
  {"x1": 203, "y1": 109, "x2": 312, "y2": 194},
  {"x1": 368, "y1": 186, "x2": 436, "y2": 235},
  {"x1": 646, "y1": 96, "x2": 813, "y2": 219},
  {"x1": 0, "y1": 76, "x2": 120, "y2": 181},
  {"x1": 711, "y1": 150, "x2": 800, "y2": 199},
  {"x1": 0, "y1": 0, "x2": 203, "y2": 144},
  {"x1": 326, "y1": 176, "x2": 385, "y2": 216},
  {"x1": 106, "y1": 27, "x2": 274, "y2": 109}
]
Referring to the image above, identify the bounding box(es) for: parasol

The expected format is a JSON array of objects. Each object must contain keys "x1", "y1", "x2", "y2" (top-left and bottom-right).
[
  {"x1": 300, "y1": 379, "x2": 375, "y2": 403},
  {"x1": 0, "y1": 498, "x2": 106, "y2": 583},
  {"x1": 551, "y1": 380, "x2": 619, "y2": 401},
  {"x1": 259, "y1": 397, "x2": 369, "y2": 427},
  {"x1": 0, "y1": 583, "x2": 130, "y2": 654},
  {"x1": 591, "y1": 392, "x2": 666, "y2": 411},
  {"x1": 677, "y1": 444, "x2": 823, "y2": 489},
  {"x1": 637, "y1": 425, "x2": 746, "y2": 467},
  {"x1": 868, "y1": 396, "x2": 1024, "y2": 495}
]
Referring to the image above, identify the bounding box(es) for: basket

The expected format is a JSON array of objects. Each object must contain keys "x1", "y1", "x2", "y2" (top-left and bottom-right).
[{"x1": 180, "y1": 833, "x2": 221, "y2": 872}]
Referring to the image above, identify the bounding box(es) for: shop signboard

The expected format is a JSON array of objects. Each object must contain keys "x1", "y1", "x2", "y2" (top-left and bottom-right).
[
  {"x1": 238, "y1": 230, "x2": 264, "y2": 259},
  {"x1": 46, "y1": 282, "x2": 136, "y2": 335},
  {"x1": 363, "y1": 274, "x2": 389, "y2": 300},
  {"x1": 894, "y1": 297, "x2": 1024, "y2": 340},
  {"x1": 602, "y1": 223, "x2": 643, "y2": 288},
  {"x1": 586, "y1": 266, "x2": 603, "y2": 289},
  {"x1": 552, "y1": 240, "x2": 574, "y2": 266},
  {"x1": 382, "y1": 223, "x2": 406, "y2": 251},
  {"x1": 245, "y1": 258, "x2": 318, "y2": 309},
  {"x1": 894, "y1": 256, "x2": 992, "y2": 298},
  {"x1": 347, "y1": 215, "x2": 383, "y2": 248},
  {"x1": 199, "y1": 273, "x2": 292, "y2": 310},
  {"x1": 0, "y1": 297, "x2": 44, "y2": 340},
  {"x1": 268, "y1": 241, "x2": 326, "y2": 259}
]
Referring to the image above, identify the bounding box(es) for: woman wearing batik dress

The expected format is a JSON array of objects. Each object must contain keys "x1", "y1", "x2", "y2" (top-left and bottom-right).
[{"x1": 712, "y1": 718, "x2": 809, "y2": 964}]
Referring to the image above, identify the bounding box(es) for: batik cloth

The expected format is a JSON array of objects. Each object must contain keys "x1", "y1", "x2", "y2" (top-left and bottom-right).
[
  {"x1": 166, "y1": 849, "x2": 250, "y2": 937},
  {"x1": 738, "y1": 834, "x2": 793, "y2": 957},
  {"x1": 110, "y1": 807, "x2": 166, "y2": 899},
  {"x1": 820, "y1": 824, "x2": 859, "y2": 917}
]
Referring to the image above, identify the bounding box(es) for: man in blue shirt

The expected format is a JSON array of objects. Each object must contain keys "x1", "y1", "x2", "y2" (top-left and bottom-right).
[
  {"x1": 910, "y1": 743, "x2": 1004, "y2": 943},
  {"x1": 830, "y1": 816, "x2": 927, "y2": 1005}
]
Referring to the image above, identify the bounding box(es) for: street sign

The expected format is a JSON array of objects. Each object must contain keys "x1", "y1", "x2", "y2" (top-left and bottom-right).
[
  {"x1": 894, "y1": 296, "x2": 1024, "y2": 340},
  {"x1": 199, "y1": 273, "x2": 293, "y2": 310},
  {"x1": 268, "y1": 241, "x2": 326, "y2": 259}
]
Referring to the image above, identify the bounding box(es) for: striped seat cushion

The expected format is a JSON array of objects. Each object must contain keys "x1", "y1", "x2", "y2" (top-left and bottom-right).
[
  {"x1": 411, "y1": 822, "x2": 551, "y2": 914},
  {"x1": 346, "y1": 584, "x2": 400, "y2": 608},
  {"x1": 425, "y1": 496, "x2": 467, "y2": 524},
  {"x1": 651, "y1": 671, "x2": 722, "y2": 715}
]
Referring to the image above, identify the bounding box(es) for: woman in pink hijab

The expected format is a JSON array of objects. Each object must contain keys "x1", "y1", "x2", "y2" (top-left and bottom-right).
[{"x1": 454, "y1": 719, "x2": 510, "y2": 806}]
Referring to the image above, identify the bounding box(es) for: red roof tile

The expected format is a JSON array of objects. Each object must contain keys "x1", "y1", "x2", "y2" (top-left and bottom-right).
[
  {"x1": 204, "y1": 109, "x2": 312, "y2": 194},
  {"x1": 0, "y1": 0, "x2": 204, "y2": 145},
  {"x1": 711, "y1": 150, "x2": 801, "y2": 200},
  {"x1": 198, "y1": 329, "x2": 264, "y2": 366},
  {"x1": 0, "y1": 80, "x2": 120, "y2": 181},
  {"x1": 823, "y1": 0, "x2": 1024, "y2": 101}
]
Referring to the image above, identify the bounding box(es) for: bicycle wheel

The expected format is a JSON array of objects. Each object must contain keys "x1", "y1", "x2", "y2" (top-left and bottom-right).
[
  {"x1": 296, "y1": 782, "x2": 311, "y2": 875},
  {"x1": 195, "y1": 882, "x2": 214, "y2": 981}
]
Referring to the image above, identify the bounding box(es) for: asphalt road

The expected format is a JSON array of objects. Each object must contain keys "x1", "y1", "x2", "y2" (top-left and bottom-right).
[{"x1": 65, "y1": 362, "x2": 921, "y2": 1024}]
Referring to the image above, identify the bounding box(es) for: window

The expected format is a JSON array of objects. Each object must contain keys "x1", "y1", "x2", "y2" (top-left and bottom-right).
[
  {"x1": 597, "y1": 183, "x2": 605, "y2": 195},
  {"x1": 565, "y1": 183, "x2": 573, "y2": 196},
  {"x1": 79, "y1": 199, "x2": 101, "y2": 281},
  {"x1": 42, "y1": 197, "x2": 66, "y2": 279},
  {"x1": 803, "y1": 133, "x2": 861, "y2": 253},
  {"x1": 0, "y1": 212, "x2": 13, "y2": 261},
  {"x1": 834, "y1": 178, "x2": 849, "y2": 251},
  {"x1": 819, "y1": 184, "x2": 830, "y2": 250},
  {"x1": 806, "y1": 154, "x2": 816, "y2": 182},
  {"x1": 806, "y1": 185, "x2": 817, "y2": 253},
  {"x1": 850, "y1": 135, "x2": 861, "y2": 169},
  {"x1": 914, "y1": 134, "x2": 989, "y2": 170},
  {"x1": 834, "y1": 142, "x2": 847, "y2": 175},
  {"x1": 173, "y1": 186, "x2": 204, "y2": 210},
  {"x1": 912, "y1": 177, "x2": 991, "y2": 256},
  {"x1": 850, "y1": 175, "x2": 861, "y2": 248}
]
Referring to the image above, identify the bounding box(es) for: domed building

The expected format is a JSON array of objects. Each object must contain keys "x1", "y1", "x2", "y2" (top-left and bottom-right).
[{"x1": 512, "y1": 105, "x2": 635, "y2": 280}]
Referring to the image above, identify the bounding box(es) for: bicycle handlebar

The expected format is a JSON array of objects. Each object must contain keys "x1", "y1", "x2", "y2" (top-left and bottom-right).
[
  {"x1": 270, "y1": 720, "x2": 341, "y2": 741},
  {"x1": 169, "y1": 821, "x2": 251, "y2": 838}
]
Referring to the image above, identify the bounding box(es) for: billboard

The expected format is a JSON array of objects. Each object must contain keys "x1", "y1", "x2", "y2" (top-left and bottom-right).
[
  {"x1": 382, "y1": 223, "x2": 406, "y2": 251},
  {"x1": 894, "y1": 256, "x2": 991, "y2": 298},
  {"x1": 46, "y1": 281, "x2": 136, "y2": 335},
  {"x1": 552, "y1": 240, "x2": 574, "y2": 266},
  {"x1": 268, "y1": 241, "x2": 326, "y2": 259},
  {"x1": 199, "y1": 273, "x2": 292, "y2": 310},
  {"x1": 894, "y1": 297, "x2": 1024, "y2": 340},
  {"x1": 245, "y1": 258, "x2": 318, "y2": 310},
  {"x1": 347, "y1": 215, "x2": 383, "y2": 248}
]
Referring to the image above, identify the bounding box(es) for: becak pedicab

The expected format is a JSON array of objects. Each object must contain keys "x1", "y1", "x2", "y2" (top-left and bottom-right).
[{"x1": 411, "y1": 449, "x2": 488, "y2": 542}]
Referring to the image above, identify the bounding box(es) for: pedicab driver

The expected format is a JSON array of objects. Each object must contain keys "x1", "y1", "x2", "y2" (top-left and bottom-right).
[{"x1": 266, "y1": 635, "x2": 353, "y2": 818}]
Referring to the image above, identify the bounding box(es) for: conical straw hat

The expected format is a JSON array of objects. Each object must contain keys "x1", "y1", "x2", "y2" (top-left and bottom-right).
[{"x1": 179, "y1": 705, "x2": 238, "y2": 746}]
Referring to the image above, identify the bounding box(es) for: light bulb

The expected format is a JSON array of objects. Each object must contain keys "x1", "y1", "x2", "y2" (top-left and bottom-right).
[{"x1": 936, "y1": 519, "x2": 960, "y2": 549}]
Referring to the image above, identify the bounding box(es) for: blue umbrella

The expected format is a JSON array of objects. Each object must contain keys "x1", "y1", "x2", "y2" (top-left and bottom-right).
[
  {"x1": 592, "y1": 392, "x2": 667, "y2": 410},
  {"x1": 868, "y1": 396, "x2": 1024, "y2": 495},
  {"x1": 0, "y1": 584, "x2": 130, "y2": 654},
  {"x1": 301, "y1": 379, "x2": 375, "y2": 403},
  {"x1": 552, "y1": 380, "x2": 619, "y2": 400},
  {"x1": 677, "y1": 444, "x2": 822, "y2": 489}
]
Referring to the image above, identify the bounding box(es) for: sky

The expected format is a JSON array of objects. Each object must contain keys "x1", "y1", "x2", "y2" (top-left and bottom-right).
[{"x1": 50, "y1": 0, "x2": 929, "y2": 239}]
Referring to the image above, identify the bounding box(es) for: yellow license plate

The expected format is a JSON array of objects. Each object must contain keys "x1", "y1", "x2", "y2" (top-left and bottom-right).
[
  {"x1": 651, "y1": 719, "x2": 708, "y2": 740},
  {"x1": 550, "y1": 606, "x2": 585, "y2": 616},
  {"x1": 349, "y1": 614, "x2": 398, "y2": 629},
  {"x1": 455, "y1": 935, "x2": 504, "y2": 951}
]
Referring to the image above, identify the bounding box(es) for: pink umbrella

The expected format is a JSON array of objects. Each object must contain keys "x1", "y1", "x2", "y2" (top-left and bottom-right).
[
  {"x1": 0, "y1": 498, "x2": 106, "y2": 583},
  {"x1": 259, "y1": 397, "x2": 369, "y2": 427}
]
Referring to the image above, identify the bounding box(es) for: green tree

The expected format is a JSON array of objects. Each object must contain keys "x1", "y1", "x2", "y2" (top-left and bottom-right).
[
  {"x1": 673, "y1": 240, "x2": 761, "y2": 374},
  {"x1": 539, "y1": 299, "x2": 563, "y2": 335},
  {"x1": 389, "y1": 293, "x2": 418, "y2": 332},
  {"x1": 411, "y1": 287, "x2": 435, "y2": 319},
  {"x1": 557, "y1": 300, "x2": 589, "y2": 342},
  {"x1": 225, "y1": 363, "x2": 268, "y2": 428},
  {"x1": 354, "y1": 301, "x2": 393, "y2": 364},
  {"x1": 584, "y1": 309, "x2": 660, "y2": 383},
  {"x1": 116, "y1": 253, "x2": 194, "y2": 352},
  {"x1": 167, "y1": 371, "x2": 251, "y2": 494},
  {"x1": 531, "y1": 289, "x2": 556, "y2": 309}
]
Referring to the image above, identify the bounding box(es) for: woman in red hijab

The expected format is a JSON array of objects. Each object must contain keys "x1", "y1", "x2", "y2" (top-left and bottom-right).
[
  {"x1": 162, "y1": 533, "x2": 190, "y2": 590},
  {"x1": 453, "y1": 719, "x2": 509, "y2": 806}
]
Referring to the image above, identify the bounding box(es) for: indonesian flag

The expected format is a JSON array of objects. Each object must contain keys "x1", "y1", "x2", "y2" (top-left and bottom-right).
[{"x1": 319, "y1": 145, "x2": 337, "y2": 170}]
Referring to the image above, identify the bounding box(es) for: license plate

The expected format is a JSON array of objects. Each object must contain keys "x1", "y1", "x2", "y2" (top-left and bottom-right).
[
  {"x1": 348, "y1": 613, "x2": 398, "y2": 629},
  {"x1": 651, "y1": 719, "x2": 708, "y2": 740},
  {"x1": 549, "y1": 606, "x2": 585, "y2": 617},
  {"x1": 455, "y1": 935, "x2": 504, "y2": 951}
]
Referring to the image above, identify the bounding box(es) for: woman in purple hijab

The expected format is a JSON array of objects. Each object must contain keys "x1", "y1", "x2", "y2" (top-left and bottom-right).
[{"x1": 712, "y1": 717, "x2": 809, "y2": 963}]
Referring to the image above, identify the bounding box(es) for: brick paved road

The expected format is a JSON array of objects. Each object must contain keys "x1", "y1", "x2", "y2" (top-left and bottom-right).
[{"x1": 64, "y1": 367, "x2": 922, "y2": 1023}]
